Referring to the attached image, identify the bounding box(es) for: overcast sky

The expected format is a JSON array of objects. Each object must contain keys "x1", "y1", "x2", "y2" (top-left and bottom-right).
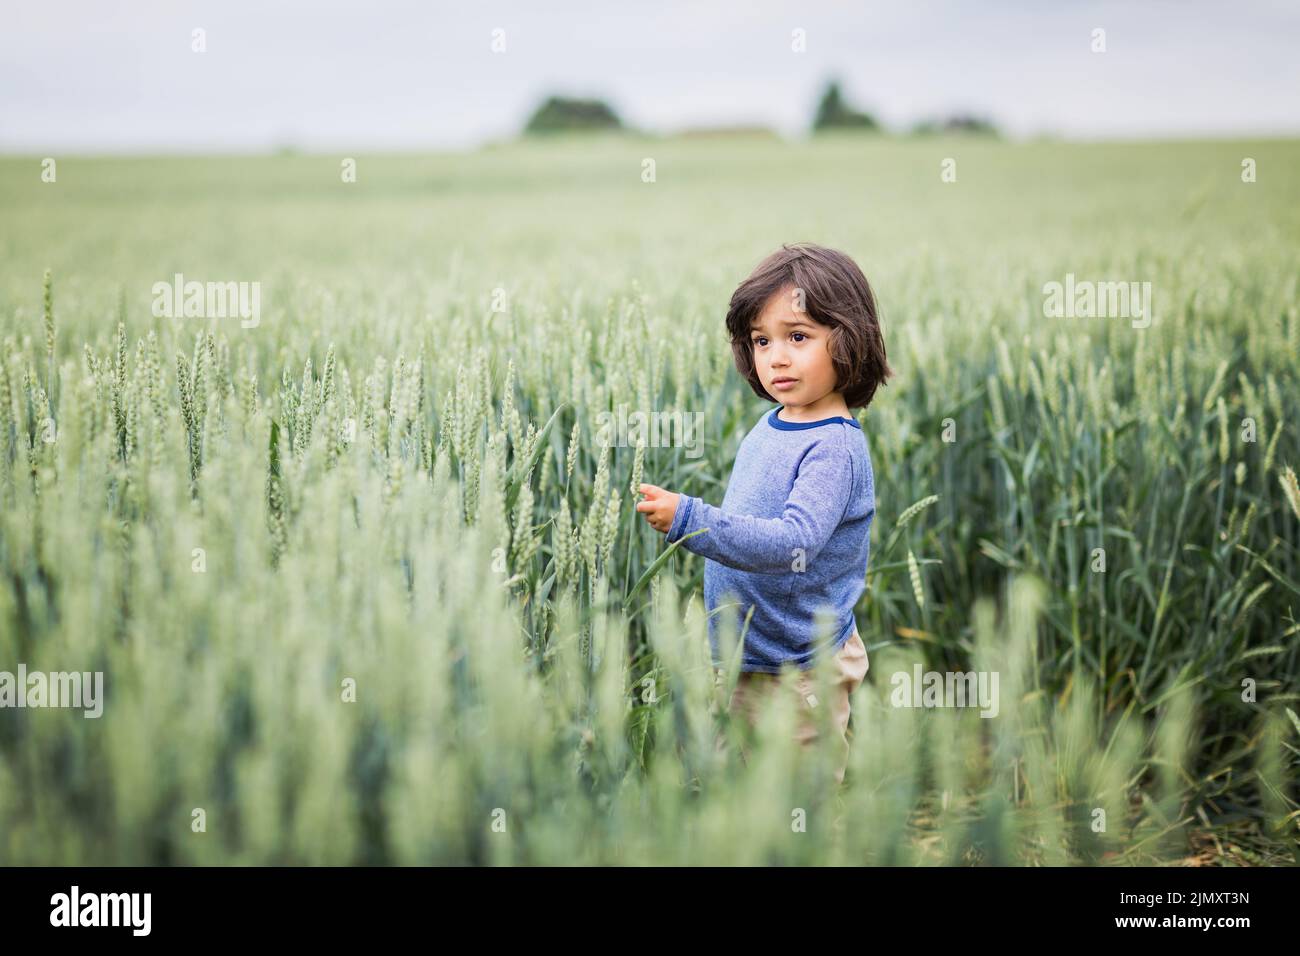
[{"x1": 2, "y1": 0, "x2": 1297, "y2": 152}]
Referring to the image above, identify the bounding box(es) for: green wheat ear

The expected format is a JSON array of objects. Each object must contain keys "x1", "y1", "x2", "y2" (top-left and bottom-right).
[
  {"x1": 907, "y1": 548, "x2": 925, "y2": 610},
  {"x1": 884, "y1": 493, "x2": 940, "y2": 556},
  {"x1": 42, "y1": 268, "x2": 54, "y2": 363},
  {"x1": 1279, "y1": 466, "x2": 1300, "y2": 522},
  {"x1": 42, "y1": 269, "x2": 56, "y2": 408}
]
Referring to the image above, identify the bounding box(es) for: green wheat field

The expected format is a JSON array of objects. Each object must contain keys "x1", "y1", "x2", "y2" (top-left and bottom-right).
[{"x1": 0, "y1": 134, "x2": 1297, "y2": 865}]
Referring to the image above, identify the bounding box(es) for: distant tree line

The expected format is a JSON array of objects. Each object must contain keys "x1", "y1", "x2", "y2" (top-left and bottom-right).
[
  {"x1": 520, "y1": 80, "x2": 999, "y2": 138},
  {"x1": 811, "y1": 79, "x2": 999, "y2": 136}
]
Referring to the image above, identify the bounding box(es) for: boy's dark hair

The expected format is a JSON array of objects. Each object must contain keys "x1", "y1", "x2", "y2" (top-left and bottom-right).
[{"x1": 725, "y1": 242, "x2": 892, "y2": 410}]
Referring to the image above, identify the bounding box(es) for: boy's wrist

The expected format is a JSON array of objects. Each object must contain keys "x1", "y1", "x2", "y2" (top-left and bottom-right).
[{"x1": 666, "y1": 493, "x2": 694, "y2": 542}]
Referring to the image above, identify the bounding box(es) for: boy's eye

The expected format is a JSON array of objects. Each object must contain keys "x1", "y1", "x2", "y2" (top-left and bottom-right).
[{"x1": 752, "y1": 332, "x2": 806, "y2": 346}]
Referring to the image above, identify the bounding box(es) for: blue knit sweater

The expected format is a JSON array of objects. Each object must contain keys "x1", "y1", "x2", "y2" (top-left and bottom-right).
[{"x1": 665, "y1": 405, "x2": 875, "y2": 673}]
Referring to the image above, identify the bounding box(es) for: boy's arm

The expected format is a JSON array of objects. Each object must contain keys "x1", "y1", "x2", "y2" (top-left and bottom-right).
[{"x1": 665, "y1": 437, "x2": 852, "y2": 574}]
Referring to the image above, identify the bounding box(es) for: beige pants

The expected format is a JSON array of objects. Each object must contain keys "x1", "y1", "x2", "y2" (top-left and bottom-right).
[{"x1": 714, "y1": 630, "x2": 870, "y2": 786}]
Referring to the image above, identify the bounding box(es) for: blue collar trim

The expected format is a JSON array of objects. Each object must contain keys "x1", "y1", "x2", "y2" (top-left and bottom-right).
[{"x1": 767, "y1": 408, "x2": 861, "y2": 431}]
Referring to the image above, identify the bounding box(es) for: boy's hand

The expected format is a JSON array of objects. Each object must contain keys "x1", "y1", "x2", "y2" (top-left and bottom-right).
[{"x1": 636, "y1": 483, "x2": 681, "y2": 535}]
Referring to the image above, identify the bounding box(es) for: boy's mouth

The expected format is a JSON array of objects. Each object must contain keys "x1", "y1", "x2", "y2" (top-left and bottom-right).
[{"x1": 772, "y1": 377, "x2": 798, "y2": 390}]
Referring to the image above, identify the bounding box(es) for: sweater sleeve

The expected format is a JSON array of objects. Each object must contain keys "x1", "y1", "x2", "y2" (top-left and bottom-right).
[{"x1": 664, "y1": 436, "x2": 852, "y2": 574}]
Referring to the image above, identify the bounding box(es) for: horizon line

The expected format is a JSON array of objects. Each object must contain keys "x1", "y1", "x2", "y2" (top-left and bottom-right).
[{"x1": 3, "y1": 128, "x2": 1299, "y2": 160}]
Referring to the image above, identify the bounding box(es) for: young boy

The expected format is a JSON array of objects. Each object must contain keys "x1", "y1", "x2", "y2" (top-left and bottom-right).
[{"x1": 636, "y1": 242, "x2": 892, "y2": 786}]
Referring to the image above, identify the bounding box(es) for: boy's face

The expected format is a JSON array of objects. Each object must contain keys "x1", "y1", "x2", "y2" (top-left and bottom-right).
[{"x1": 749, "y1": 284, "x2": 842, "y2": 412}]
